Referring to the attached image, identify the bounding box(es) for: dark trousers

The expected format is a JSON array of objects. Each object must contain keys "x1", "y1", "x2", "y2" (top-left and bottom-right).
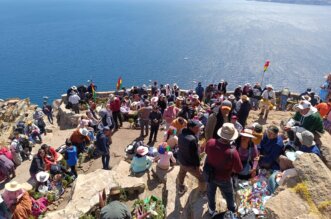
[
  {"x1": 70, "y1": 165, "x2": 77, "y2": 177},
  {"x1": 140, "y1": 119, "x2": 149, "y2": 137},
  {"x1": 46, "y1": 113, "x2": 53, "y2": 124},
  {"x1": 149, "y1": 125, "x2": 159, "y2": 142},
  {"x1": 112, "y1": 111, "x2": 122, "y2": 129},
  {"x1": 101, "y1": 154, "x2": 110, "y2": 169},
  {"x1": 207, "y1": 179, "x2": 235, "y2": 212},
  {"x1": 76, "y1": 142, "x2": 85, "y2": 155},
  {"x1": 177, "y1": 164, "x2": 206, "y2": 191},
  {"x1": 72, "y1": 103, "x2": 80, "y2": 114}
]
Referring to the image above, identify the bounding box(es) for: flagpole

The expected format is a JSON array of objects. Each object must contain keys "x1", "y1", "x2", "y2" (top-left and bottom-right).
[{"x1": 261, "y1": 70, "x2": 266, "y2": 88}]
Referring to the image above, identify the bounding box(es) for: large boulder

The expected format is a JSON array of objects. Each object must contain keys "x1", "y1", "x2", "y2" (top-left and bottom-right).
[
  {"x1": 265, "y1": 153, "x2": 331, "y2": 219},
  {"x1": 319, "y1": 132, "x2": 331, "y2": 169},
  {"x1": 56, "y1": 104, "x2": 82, "y2": 130},
  {"x1": 44, "y1": 163, "x2": 145, "y2": 219}
]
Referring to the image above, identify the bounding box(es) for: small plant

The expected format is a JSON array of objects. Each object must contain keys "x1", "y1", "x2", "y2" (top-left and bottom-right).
[{"x1": 79, "y1": 214, "x2": 95, "y2": 219}]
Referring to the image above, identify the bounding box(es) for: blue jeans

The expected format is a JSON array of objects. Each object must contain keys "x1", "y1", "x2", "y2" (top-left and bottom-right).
[
  {"x1": 101, "y1": 154, "x2": 110, "y2": 169},
  {"x1": 280, "y1": 95, "x2": 288, "y2": 111},
  {"x1": 207, "y1": 179, "x2": 235, "y2": 212}
]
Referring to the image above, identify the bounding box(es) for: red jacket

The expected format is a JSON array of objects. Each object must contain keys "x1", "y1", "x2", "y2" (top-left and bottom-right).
[
  {"x1": 110, "y1": 98, "x2": 121, "y2": 112},
  {"x1": 205, "y1": 139, "x2": 243, "y2": 181},
  {"x1": 44, "y1": 147, "x2": 59, "y2": 170}
]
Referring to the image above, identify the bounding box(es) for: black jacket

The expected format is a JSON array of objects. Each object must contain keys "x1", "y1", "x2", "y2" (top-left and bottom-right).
[
  {"x1": 177, "y1": 128, "x2": 200, "y2": 167},
  {"x1": 29, "y1": 155, "x2": 45, "y2": 175},
  {"x1": 149, "y1": 111, "x2": 162, "y2": 126}
]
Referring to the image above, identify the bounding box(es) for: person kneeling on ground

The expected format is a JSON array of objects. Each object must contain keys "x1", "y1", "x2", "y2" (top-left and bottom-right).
[
  {"x1": 154, "y1": 143, "x2": 176, "y2": 170},
  {"x1": 204, "y1": 123, "x2": 243, "y2": 217},
  {"x1": 279, "y1": 130, "x2": 321, "y2": 171},
  {"x1": 100, "y1": 187, "x2": 150, "y2": 219},
  {"x1": 258, "y1": 125, "x2": 284, "y2": 170},
  {"x1": 131, "y1": 146, "x2": 152, "y2": 174}
]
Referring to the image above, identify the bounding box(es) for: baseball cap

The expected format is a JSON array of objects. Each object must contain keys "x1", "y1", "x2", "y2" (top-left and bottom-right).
[{"x1": 297, "y1": 100, "x2": 311, "y2": 110}]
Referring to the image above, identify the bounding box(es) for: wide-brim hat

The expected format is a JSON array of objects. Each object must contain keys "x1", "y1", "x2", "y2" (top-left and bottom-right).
[
  {"x1": 240, "y1": 129, "x2": 256, "y2": 139},
  {"x1": 186, "y1": 98, "x2": 192, "y2": 105},
  {"x1": 5, "y1": 181, "x2": 22, "y2": 192},
  {"x1": 266, "y1": 84, "x2": 273, "y2": 89},
  {"x1": 228, "y1": 94, "x2": 235, "y2": 100},
  {"x1": 296, "y1": 131, "x2": 315, "y2": 147},
  {"x1": 217, "y1": 123, "x2": 239, "y2": 141},
  {"x1": 192, "y1": 94, "x2": 199, "y2": 99},
  {"x1": 241, "y1": 95, "x2": 249, "y2": 101},
  {"x1": 151, "y1": 96, "x2": 159, "y2": 103},
  {"x1": 109, "y1": 186, "x2": 121, "y2": 195},
  {"x1": 79, "y1": 128, "x2": 89, "y2": 136},
  {"x1": 177, "y1": 96, "x2": 184, "y2": 101},
  {"x1": 36, "y1": 171, "x2": 50, "y2": 183},
  {"x1": 136, "y1": 146, "x2": 149, "y2": 156}
]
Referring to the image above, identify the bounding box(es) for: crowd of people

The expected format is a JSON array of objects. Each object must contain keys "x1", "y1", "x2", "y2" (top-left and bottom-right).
[{"x1": 1, "y1": 73, "x2": 331, "y2": 219}]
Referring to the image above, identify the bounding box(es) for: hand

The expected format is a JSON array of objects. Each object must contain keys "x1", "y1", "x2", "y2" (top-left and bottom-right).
[{"x1": 135, "y1": 206, "x2": 150, "y2": 219}]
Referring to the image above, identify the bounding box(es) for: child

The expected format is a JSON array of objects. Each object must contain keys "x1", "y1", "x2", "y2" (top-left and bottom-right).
[{"x1": 154, "y1": 143, "x2": 176, "y2": 170}]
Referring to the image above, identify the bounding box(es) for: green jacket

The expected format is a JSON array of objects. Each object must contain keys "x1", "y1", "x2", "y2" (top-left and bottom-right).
[{"x1": 293, "y1": 111, "x2": 324, "y2": 134}]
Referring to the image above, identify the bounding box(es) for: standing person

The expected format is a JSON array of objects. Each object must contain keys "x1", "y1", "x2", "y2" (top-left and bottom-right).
[
  {"x1": 163, "y1": 102, "x2": 179, "y2": 130},
  {"x1": 316, "y1": 98, "x2": 331, "y2": 118},
  {"x1": 70, "y1": 128, "x2": 91, "y2": 155},
  {"x1": 148, "y1": 106, "x2": 162, "y2": 144},
  {"x1": 96, "y1": 127, "x2": 112, "y2": 170},
  {"x1": 234, "y1": 85, "x2": 243, "y2": 101},
  {"x1": 64, "y1": 139, "x2": 78, "y2": 177},
  {"x1": 251, "y1": 83, "x2": 263, "y2": 110},
  {"x1": 33, "y1": 108, "x2": 46, "y2": 136},
  {"x1": 319, "y1": 73, "x2": 331, "y2": 102},
  {"x1": 205, "y1": 100, "x2": 232, "y2": 141},
  {"x1": 279, "y1": 87, "x2": 291, "y2": 111},
  {"x1": 151, "y1": 81, "x2": 158, "y2": 96},
  {"x1": 236, "y1": 95, "x2": 251, "y2": 128},
  {"x1": 176, "y1": 120, "x2": 205, "y2": 194},
  {"x1": 195, "y1": 82, "x2": 205, "y2": 101},
  {"x1": 158, "y1": 94, "x2": 167, "y2": 115},
  {"x1": 68, "y1": 91, "x2": 81, "y2": 114},
  {"x1": 10, "y1": 132, "x2": 23, "y2": 166},
  {"x1": 260, "y1": 84, "x2": 276, "y2": 119},
  {"x1": 42, "y1": 101, "x2": 53, "y2": 124},
  {"x1": 110, "y1": 95, "x2": 123, "y2": 130},
  {"x1": 218, "y1": 80, "x2": 228, "y2": 94},
  {"x1": 138, "y1": 100, "x2": 152, "y2": 138},
  {"x1": 205, "y1": 123, "x2": 243, "y2": 216}
]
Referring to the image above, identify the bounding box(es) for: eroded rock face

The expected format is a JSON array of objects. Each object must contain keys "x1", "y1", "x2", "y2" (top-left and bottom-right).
[
  {"x1": 56, "y1": 104, "x2": 82, "y2": 130},
  {"x1": 319, "y1": 132, "x2": 331, "y2": 169},
  {"x1": 44, "y1": 161, "x2": 145, "y2": 219}
]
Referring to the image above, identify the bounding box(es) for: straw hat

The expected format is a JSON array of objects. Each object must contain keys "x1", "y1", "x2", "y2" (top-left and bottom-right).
[
  {"x1": 192, "y1": 94, "x2": 199, "y2": 99},
  {"x1": 266, "y1": 84, "x2": 273, "y2": 89},
  {"x1": 79, "y1": 128, "x2": 89, "y2": 136},
  {"x1": 186, "y1": 98, "x2": 192, "y2": 105},
  {"x1": 5, "y1": 181, "x2": 22, "y2": 192},
  {"x1": 241, "y1": 95, "x2": 249, "y2": 101},
  {"x1": 240, "y1": 129, "x2": 256, "y2": 139},
  {"x1": 109, "y1": 186, "x2": 121, "y2": 195},
  {"x1": 36, "y1": 171, "x2": 50, "y2": 183},
  {"x1": 136, "y1": 146, "x2": 149, "y2": 156},
  {"x1": 176, "y1": 96, "x2": 184, "y2": 101},
  {"x1": 217, "y1": 123, "x2": 239, "y2": 141},
  {"x1": 228, "y1": 94, "x2": 235, "y2": 100}
]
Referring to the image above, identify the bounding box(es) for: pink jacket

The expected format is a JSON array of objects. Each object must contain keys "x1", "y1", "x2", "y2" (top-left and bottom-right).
[{"x1": 163, "y1": 106, "x2": 179, "y2": 124}]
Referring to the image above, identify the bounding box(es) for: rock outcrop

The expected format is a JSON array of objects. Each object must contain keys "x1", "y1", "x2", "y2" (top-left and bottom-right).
[
  {"x1": 44, "y1": 161, "x2": 145, "y2": 219},
  {"x1": 265, "y1": 153, "x2": 331, "y2": 219},
  {"x1": 56, "y1": 104, "x2": 82, "y2": 130},
  {"x1": 319, "y1": 132, "x2": 331, "y2": 169}
]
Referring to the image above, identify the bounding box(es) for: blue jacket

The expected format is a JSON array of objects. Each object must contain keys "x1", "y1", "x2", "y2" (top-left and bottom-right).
[
  {"x1": 66, "y1": 146, "x2": 78, "y2": 166},
  {"x1": 131, "y1": 156, "x2": 152, "y2": 173},
  {"x1": 258, "y1": 134, "x2": 284, "y2": 170},
  {"x1": 299, "y1": 145, "x2": 321, "y2": 157},
  {"x1": 96, "y1": 132, "x2": 110, "y2": 154}
]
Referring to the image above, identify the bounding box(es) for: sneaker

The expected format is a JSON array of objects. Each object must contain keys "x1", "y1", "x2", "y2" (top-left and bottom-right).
[{"x1": 208, "y1": 208, "x2": 217, "y2": 218}]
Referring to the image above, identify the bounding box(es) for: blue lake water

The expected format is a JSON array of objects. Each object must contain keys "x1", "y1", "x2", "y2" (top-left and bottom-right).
[{"x1": 1, "y1": 0, "x2": 331, "y2": 104}]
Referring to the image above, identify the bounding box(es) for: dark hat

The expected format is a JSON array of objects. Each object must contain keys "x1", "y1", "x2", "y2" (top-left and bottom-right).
[{"x1": 187, "y1": 119, "x2": 203, "y2": 128}]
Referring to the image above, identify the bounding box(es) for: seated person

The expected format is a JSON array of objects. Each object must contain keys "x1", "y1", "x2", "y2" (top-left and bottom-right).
[
  {"x1": 163, "y1": 127, "x2": 178, "y2": 149},
  {"x1": 279, "y1": 130, "x2": 321, "y2": 171},
  {"x1": 258, "y1": 125, "x2": 284, "y2": 170},
  {"x1": 2, "y1": 181, "x2": 32, "y2": 219},
  {"x1": 252, "y1": 123, "x2": 263, "y2": 146},
  {"x1": 41, "y1": 144, "x2": 59, "y2": 170},
  {"x1": 285, "y1": 100, "x2": 324, "y2": 146},
  {"x1": 29, "y1": 149, "x2": 46, "y2": 178},
  {"x1": 236, "y1": 129, "x2": 259, "y2": 179},
  {"x1": 154, "y1": 143, "x2": 176, "y2": 170},
  {"x1": 131, "y1": 146, "x2": 152, "y2": 174}
]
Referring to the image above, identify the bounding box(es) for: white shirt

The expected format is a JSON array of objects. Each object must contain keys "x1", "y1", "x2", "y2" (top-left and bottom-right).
[{"x1": 69, "y1": 94, "x2": 81, "y2": 104}]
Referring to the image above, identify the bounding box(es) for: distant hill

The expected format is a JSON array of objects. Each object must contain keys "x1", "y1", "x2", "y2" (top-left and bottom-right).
[{"x1": 253, "y1": 0, "x2": 331, "y2": 5}]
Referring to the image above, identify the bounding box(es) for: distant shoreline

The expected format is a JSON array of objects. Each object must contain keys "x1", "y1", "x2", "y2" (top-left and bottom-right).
[{"x1": 250, "y1": 0, "x2": 331, "y2": 6}]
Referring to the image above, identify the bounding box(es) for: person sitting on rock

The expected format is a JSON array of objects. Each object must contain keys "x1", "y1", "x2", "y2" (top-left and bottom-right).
[
  {"x1": 130, "y1": 146, "x2": 152, "y2": 174},
  {"x1": 26, "y1": 121, "x2": 42, "y2": 143},
  {"x1": 154, "y1": 143, "x2": 176, "y2": 170},
  {"x1": 284, "y1": 100, "x2": 324, "y2": 147},
  {"x1": 279, "y1": 130, "x2": 321, "y2": 171},
  {"x1": 0, "y1": 153, "x2": 16, "y2": 180},
  {"x1": 41, "y1": 144, "x2": 59, "y2": 171},
  {"x1": 29, "y1": 149, "x2": 46, "y2": 179},
  {"x1": 258, "y1": 125, "x2": 284, "y2": 170}
]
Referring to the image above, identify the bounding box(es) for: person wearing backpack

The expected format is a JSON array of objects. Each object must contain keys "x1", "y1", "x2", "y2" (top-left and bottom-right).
[
  {"x1": 64, "y1": 139, "x2": 78, "y2": 177},
  {"x1": 205, "y1": 123, "x2": 243, "y2": 217},
  {"x1": 10, "y1": 132, "x2": 23, "y2": 166}
]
